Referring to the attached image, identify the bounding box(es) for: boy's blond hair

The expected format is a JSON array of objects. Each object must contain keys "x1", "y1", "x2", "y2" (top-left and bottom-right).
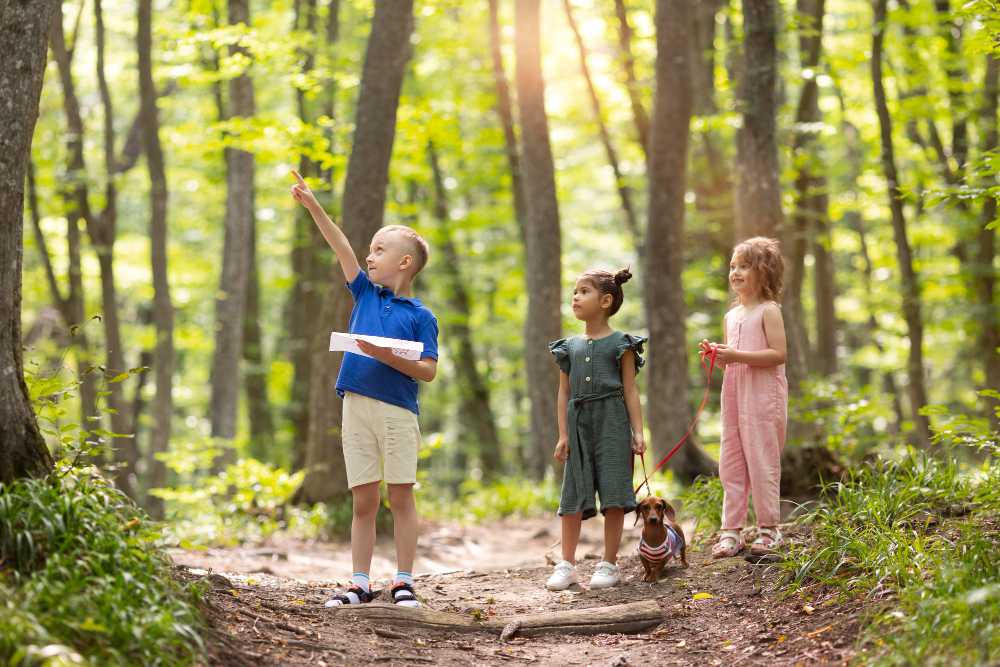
[{"x1": 378, "y1": 225, "x2": 429, "y2": 275}]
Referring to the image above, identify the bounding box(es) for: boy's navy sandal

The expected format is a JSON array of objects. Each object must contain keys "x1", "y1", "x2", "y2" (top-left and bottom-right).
[
  {"x1": 324, "y1": 585, "x2": 375, "y2": 607},
  {"x1": 391, "y1": 582, "x2": 420, "y2": 608}
]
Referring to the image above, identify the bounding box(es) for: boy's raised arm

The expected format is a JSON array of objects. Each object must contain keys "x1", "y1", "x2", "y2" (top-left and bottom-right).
[{"x1": 290, "y1": 170, "x2": 361, "y2": 283}]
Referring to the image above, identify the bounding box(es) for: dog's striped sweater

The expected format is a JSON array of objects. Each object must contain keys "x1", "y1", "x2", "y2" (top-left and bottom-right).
[{"x1": 638, "y1": 526, "x2": 685, "y2": 563}]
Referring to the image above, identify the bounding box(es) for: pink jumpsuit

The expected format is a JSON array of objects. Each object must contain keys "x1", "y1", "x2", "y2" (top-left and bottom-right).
[{"x1": 719, "y1": 302, "x2": 787, "y2": 529}]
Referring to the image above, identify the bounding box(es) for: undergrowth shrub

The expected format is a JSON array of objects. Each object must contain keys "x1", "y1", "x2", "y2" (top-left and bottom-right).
[
  {"x1": 0, "y1": 466, "x2": 204, "y2": 666},
  {"x1": 783, "y1": 419, "x2": 999, "y2": 666}
]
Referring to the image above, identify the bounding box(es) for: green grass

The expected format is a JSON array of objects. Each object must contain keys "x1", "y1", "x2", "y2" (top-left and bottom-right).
[
  {"x1": 0, "y1": 466, "x2": 204, "y2": 666},
  {"x1": 677, "y1": 474, "x2": 726, "y2": 539},
  {"x1": 782, "y1": 442, "x2": 999, "y2": 666}
]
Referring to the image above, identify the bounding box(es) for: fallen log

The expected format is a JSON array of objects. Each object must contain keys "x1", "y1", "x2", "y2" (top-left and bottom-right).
[{"x1": 335, "y1": 599, "x2": 663, "y2": 638}]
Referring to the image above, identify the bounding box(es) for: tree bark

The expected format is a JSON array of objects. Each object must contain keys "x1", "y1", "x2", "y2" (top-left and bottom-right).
[
  {"x1": 298, "y1": 0, "x2": 415, "y2": 503},
  {"x1": 735, "y1": 0, "x2": 782, "y2": 241},
  {"x1": 427, "y1": 142, "x2": 503, "y2": 478},
  {"x1": 790, "y1": 0, "x2": 837, "y2": 376},
  {"x1": 243, "y1": 216, "x2": 274, "y2": 461},
  {"x1": 871, "y1": 0, "x2": 931, "y2": 447},
  {"x1": 976, "y1": 56, "x2": 999, "y2": 433},
  {"x1": 736, "y1": 0, "x2": 808, "y2": 398},
  {"x1": 612, "y1": 0, "x2": 650, "y2": 156},
  {"x1": 692, "y1": 0, "x2": 723, "y2": 116},
  {"x1": 932, "y1": 0, "x2": 968, "y2": 172},
  {"x1": 488, "y1": 0, "x2": 527, "y2": 243},
  {"x1": 47, "y1": 4, "x2": 101, "y2": 444},
  {"x1": 645, "y1": 0, "x2": 715, "y2": 483},
  {"x1": 336, "y1": 599, "x2": 663, "y2": 637},
  {"x1": 94, "y1": 0, "x2": 141, "y2": 500},
  {"x1": 288, "y1": 0, "x2": 338, "y2": 470},
  {"x1": 138, "y1": 0, "x2": 174, "y2": 518},
  {"x1": 0, "y1": 0, "x2": 58, "y2": 483},
  {"x1": 515, "y1": 0, "x2": 562, "y2": 480},
  {"x1": 563, "y1": 0, "x2": 642, "y2": 257},
  {"x1": 210, "y1": 0, "x2": 256, "y2": 465}
]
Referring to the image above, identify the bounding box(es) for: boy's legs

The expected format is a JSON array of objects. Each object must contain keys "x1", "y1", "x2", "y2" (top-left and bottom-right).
[
  {"x1": 387, "y1": 483, "x2": 417, "y2": 574},
  {"x1": 351, "y1": 481, "x2": 381, "y2": 577},
  {"x1": 381, "y1": 401, "x2": 422, "y2": 606}
]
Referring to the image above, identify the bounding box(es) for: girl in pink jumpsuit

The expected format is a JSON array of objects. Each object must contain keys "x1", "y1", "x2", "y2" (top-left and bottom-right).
[{"x1": 700, "y1": 237, "x2": 788, "y2": 558}]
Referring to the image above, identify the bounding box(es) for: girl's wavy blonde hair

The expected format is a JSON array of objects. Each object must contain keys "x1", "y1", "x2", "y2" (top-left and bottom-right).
[{"x1": 732, "y1": 236, "x2": 784, "y2": 303}]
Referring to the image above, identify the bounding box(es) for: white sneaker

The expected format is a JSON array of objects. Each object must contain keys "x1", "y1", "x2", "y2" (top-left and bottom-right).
[
  {"x1": 589, "y1": 561, "x2": 620, "y2": 589},
  {"x1": 545, "y1": 560, "x2": 578, "y2": 591}
]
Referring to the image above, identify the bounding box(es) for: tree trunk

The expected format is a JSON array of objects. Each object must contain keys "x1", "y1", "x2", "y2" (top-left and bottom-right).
[
  {"x1": 692, "y1": 0, "x2": 723, "y2": 116},
  {"x1": 298, "y1": 0, "x2": 415, "y2": 503},
  {"x1": 48, "y1": 4, "x2": 101, "y2": 445},
  {"x1": 515, "y1": 0, "x2": 562, "y2": 480},
  {"x1": 645, "y1": 0, "x2": 715, "y2": 483},
  {"x1": 243, "y1": 184, "x2": 274, "y2": 461},
  {"x1": 488, "y1": 0, "x2": 527, "y2": 243},
  {"x1": 976, "y1": 56, "x2": 999, "y2": 433},
  {"x1": 612, "y1": 0, "x2": 650, "y2": 155},
  {"x1": 336, "y1": 599, "x2": 663, "y2": 637},
  {"x1": 94, "y1": 0, "x2": 141, "y2": 500},
  {"x1": 932, "y1": 0, "x2": 968, "y2": 172},
  {"x1": 736, "y1": 0, "x2": 808, "y2": 398},
  {"x1": 288, "y1": 0, "x2": 338, "y2": 470},
  {"x1": 138, "y1": 0, "x2": 174, "y2": 518},
  {"x1": 790, "y1": 0, "x2": 837, "y2": 377},
  {"x1": 871, "y1": 0, "x2": 931, "y2": 447},
  {"x1": 735, "y1": 0, "x2": 782, "y2": 241},
  {"x1": 563, "y1": 0, "x2": 642, "y2": 257},
  {"x1": 0, "y1": 0, "x2": 58, "y2": 483},
  {"x1": 427, "y1": 142, "x2": 503, "y2": 478},
  {"x1": 210, "y1": 0, "x2": 256, "y2": 465}
]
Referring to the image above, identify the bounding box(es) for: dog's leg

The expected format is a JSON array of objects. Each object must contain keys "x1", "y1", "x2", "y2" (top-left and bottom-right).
[{"x1": 681, "y1": 543, "x2": 689, "y2": 568}]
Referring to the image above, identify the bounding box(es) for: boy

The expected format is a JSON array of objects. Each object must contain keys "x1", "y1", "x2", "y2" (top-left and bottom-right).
[{"x1": 291, "y1": 171, "x2": 438, "y2": 608}]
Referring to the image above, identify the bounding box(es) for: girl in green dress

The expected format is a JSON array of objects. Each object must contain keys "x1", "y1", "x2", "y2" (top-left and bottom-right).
[{"x1": 546, "y1": 267, "x2": 646, "y2": 591}]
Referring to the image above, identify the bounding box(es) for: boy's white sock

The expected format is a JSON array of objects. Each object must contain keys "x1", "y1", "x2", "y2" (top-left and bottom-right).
[
  {"x1": 352, "y1": 572, "x2": 371, "y2": 593},
  {"x1": 394, "y1": 571, "x2": 413, "y2": 587}
]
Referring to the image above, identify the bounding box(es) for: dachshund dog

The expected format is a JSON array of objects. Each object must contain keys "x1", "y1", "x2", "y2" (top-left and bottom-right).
[{"x1": 635, "y1": 496, "x2": 688, "y2": 582}]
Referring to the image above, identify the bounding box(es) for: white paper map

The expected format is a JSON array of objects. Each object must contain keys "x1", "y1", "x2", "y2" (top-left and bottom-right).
[{"x1": 328, "y1": 332, "x2": 424, "y2": 360}]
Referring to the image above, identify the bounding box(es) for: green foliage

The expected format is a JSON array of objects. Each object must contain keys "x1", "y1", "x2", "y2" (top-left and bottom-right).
[
  {"x1": 155, "y1": 447, "x2": 327, "y2": 547},
  {"x1": 424, "y1": 476, "x2": 560, "y2": 523},
  {"x1": 793, "y1": 377, "x2": 902, "y2": 459},
  {"x1": 677, "y1": 475, "x2": 726, "y2": 539},
  {"x1": 782, "y1": 428, "x2": 1000, "y2": 665},
  {"x1": 0, "y1": 467, "x2": 203, "y2": 667}
]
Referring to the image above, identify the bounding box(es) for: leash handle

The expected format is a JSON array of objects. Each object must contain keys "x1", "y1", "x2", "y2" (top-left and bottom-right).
[{"x1": 634, "y1": 346, "x2": 719, "y2": 495}]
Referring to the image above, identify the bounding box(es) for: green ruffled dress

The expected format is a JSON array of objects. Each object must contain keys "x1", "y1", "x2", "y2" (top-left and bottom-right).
[{"x1": 548, "y1": 331, "x2": 645, "y2": 520}]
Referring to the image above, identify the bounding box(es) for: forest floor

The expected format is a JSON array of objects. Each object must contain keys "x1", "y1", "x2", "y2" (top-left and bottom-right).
[{"x1": 172, "y1": 517, "x2": 864, "y2": 666}]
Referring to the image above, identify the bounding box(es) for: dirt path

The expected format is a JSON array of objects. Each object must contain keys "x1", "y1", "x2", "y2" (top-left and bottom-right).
[{"x1": 175, "y1": 519, "x2": 862, "y2": 666}]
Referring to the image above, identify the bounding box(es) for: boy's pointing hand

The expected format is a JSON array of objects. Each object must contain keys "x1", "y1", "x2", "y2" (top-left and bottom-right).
[{"x1": 290, "y1": 169, "x2": 320, "y2": 211}]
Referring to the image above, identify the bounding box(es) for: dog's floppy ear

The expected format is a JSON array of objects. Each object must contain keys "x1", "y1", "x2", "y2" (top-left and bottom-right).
[
  {"x1": 662, "y1": 500, "x2": 676, "y2": 521},
  {"x1": 633, "y1": 501, "x2": 647, "y2": 526}
]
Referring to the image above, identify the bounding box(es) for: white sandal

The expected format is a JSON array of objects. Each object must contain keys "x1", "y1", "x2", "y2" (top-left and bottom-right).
[
  {"x1": 711, "y1": 529, "x2": 743, "y2": 559},
  {"x1": 750, "y1": 527, "x2": 783, "y2": 556}
]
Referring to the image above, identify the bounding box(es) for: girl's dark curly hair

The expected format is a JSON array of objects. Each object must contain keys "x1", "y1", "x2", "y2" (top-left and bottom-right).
[{"x1": 578, "y1": 266, "x2": 633, "y2": 317}]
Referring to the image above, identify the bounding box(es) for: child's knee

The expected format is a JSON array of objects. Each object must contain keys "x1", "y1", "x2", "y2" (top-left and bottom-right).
[
  {"x1": 351, "y1": 482, "x2": 381, "y2": 518},
  {"x1": 386, "y1": 483, "x2": 415, "y2": 511}
]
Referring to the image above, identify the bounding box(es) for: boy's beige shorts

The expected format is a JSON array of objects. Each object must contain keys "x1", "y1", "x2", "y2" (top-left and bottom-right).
[{"x1": 342, "y1": 392, "x2": 421, "y2": 488}]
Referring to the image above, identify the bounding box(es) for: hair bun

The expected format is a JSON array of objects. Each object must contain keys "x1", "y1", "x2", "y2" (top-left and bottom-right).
[{"x1": 613, "y1": 267, "x2": 632, "y2": 286}]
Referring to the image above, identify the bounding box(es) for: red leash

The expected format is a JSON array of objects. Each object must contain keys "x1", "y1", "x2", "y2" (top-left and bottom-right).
[{"x1": 635, "y1": 346, "x2": 719, "y2": 496}]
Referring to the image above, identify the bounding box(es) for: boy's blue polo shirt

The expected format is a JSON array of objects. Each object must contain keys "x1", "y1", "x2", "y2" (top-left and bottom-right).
[{"x1": 335, "y1": 271, "x2": 438, "y2": 415}]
